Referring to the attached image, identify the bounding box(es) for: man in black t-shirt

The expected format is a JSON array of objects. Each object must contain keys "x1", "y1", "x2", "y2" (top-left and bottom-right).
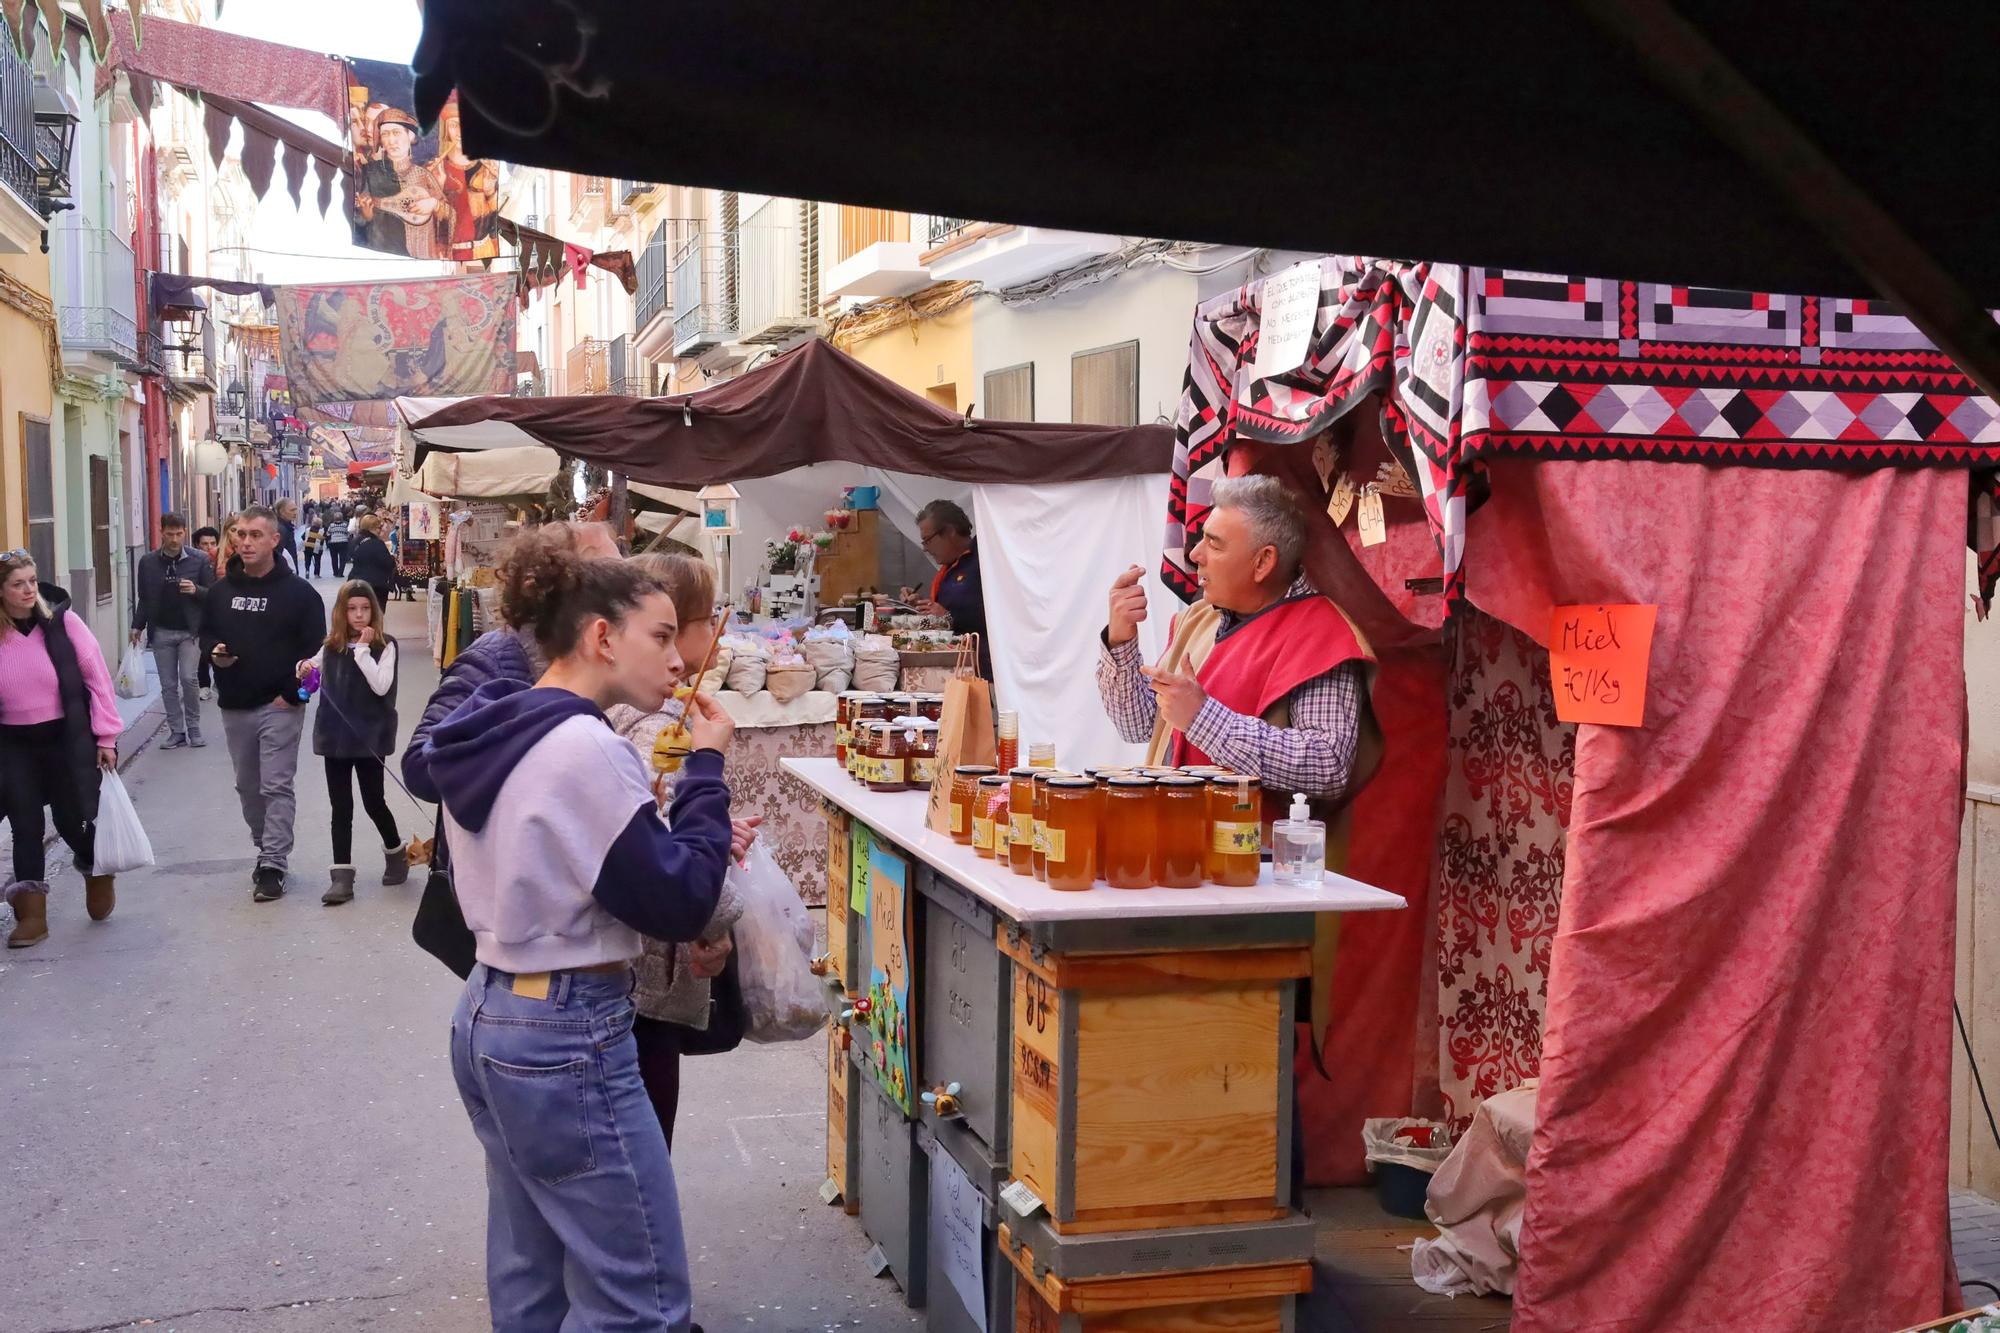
[{"x1": 202, "y1": 507, "x2": 327, "y2": 901}]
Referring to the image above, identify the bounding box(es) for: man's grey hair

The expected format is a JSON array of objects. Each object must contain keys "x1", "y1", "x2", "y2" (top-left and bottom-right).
[{"x1": 1208, "y1": 474, "x2": 1308, "y2": 580}]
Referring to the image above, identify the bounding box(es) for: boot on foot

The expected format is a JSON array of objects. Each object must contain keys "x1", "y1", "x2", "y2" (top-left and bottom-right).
[
  {"x1": 323, "y1": 866, "x2": 356, "y2": 906},
  {"x1": 382, "y1": 843, "x2": 410, "y2": 886},
  {"x1": 85, "y1": 875, "x2": 115, "y2": 921},
  {"x1": 7, "y1": 883, "x2": 49, "y2": 948}
]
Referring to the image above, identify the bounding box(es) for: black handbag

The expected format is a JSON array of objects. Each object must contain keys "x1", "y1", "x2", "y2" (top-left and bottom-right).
[
  {"x1": 674, "y1": 942, "x2": 746, "y2": 1056},
  {"x1": 411, "y1": 818, "x2": 477, "y2": 980}
]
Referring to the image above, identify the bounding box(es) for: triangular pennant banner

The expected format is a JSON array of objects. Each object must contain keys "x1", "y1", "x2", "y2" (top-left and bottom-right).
[
  {"x1": 281, "y1": 141, "x2": 307, "y2": 208},
  {"x1": 240, "y1": 125, "x2": 277, "y2": 199},
  {"x1": 204, "y1": 97, "x2": 232, "y2": 169}
]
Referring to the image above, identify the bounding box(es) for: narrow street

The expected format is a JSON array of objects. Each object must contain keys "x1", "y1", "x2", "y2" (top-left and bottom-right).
[{"x1": 0, "y1": 589, "x2": 920, "y2": 1333}]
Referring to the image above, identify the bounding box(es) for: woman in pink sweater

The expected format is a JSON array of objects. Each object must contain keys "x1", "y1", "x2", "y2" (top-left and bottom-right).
[{"x1": 1, "y1": 551, "x2": 123, "y2": 947}]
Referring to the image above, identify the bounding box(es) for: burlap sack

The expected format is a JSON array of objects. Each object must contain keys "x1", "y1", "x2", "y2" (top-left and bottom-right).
[
  {"x1": 853, "y1": 642, "x2": 899, "y2": 693},
  {"x1": 765, "y1": 661, "x2": 816, "y2": 703},
  {"x1": 724, "y1": 642, "x2": 768, "y2": 693}
]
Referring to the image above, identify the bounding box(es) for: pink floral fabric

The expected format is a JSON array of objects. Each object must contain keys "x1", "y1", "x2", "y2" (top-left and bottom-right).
[
  {"x1": 1467, "y1": 458, "x2": 1964, "y2": 1333},
  {"x1": 1436, "y1": 609, "x2": 1573, "y2": 1129},
  {"x1": 724, "y1": 723, "x2": 835, "y2": 905}
]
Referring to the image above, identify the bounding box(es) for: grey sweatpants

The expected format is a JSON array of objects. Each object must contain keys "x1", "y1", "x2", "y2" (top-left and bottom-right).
[
  {"x1": 149, "y1": 628, "x2": 202, "y2": 742},
  {"x1": 220, "y1": 701, "x2": 307, "y2": 873}
]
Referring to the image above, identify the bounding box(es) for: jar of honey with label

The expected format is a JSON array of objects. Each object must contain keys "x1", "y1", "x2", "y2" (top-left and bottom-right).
[
  {"x1": 949, "y1": 765, "x2": 997, "y2": 844},
  {"x1": 848, "y1": 696, "x2": 889, "y2": 779},
  {"x1": 1007, "y1": 768, "x2": 1039, "y2": 875},
  {"x1": 907, "y1": 720, "x2": 941, "y2": 788},
  {"x1": 834, "y1": 691, "x2": 869, "y2": 766},
  {"x1": 1101, "y1": 776, "x2": 1159, "y2": 890},
  {"x1": 1154, "y1": 775, "x2": 1208, "y2": 888},
  {"x1": 1206, "y1": 775, "x2": 1263, "y2": 886},
  {"x1": 860, "y1": 722, "x2": 910, "y2": 793},
  {"x1": 917, "y1": 693, "x2": 945, "y2": 721},
  {"x1": 1031, "y1": 771, "x2": 1070, "y2": 882},
  {"x1": 972, "y1": 775, "x2": 1008, "y2": 857},
  {"x1": 1043, "y1": 777, "x2": 1101, "y2": 891}
]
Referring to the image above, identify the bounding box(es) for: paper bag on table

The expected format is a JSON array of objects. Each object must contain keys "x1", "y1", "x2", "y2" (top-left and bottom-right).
[{"x1": 927, "y1": 634, "x2": 996, "y2": 835}]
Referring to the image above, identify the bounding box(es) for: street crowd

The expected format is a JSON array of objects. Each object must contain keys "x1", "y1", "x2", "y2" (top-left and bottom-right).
[{"x1": 4, "y1": 503, "x2": 754, "y2": 1332}]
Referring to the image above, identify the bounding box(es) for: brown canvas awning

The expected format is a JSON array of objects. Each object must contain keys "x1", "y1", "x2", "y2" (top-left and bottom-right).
[{"x1": 405, "y1": 338, "x2": 1173, "y2": 486}]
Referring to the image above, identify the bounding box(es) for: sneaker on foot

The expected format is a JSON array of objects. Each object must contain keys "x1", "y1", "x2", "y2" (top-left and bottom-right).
[
  {"x1": 252, "y1": 866, "x2": 286, "y2": 902},
  {"x1": 161, "y1": 735, "x2": 189, "y2": 751},
  {"x1": 190, "y1": 736, "x2": 207, "y2": 748}
]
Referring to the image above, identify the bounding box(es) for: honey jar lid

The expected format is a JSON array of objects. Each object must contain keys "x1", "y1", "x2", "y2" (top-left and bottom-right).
[
  {"x1": 838, "y1": 689, "x2": 874, "y2": 699},
  {"x1": 1207, "y1": 773, "x2": 1262, "y2": 787},
  {"x1": 913, "y1": 720, "x2": 940, "y2": 733},
  {"x1": 955, "y1": 764, "x2": 999, "y2": 776},
  {"x1": 976, "y1": 774, "x2": 1008, "y2": 786},
  {"x1": 1156, "y1": 775, "x2": 1207, "y2": 787},
  {"x1": 1031, "y1": 769, "x2": 1077, "y2": 784},
  {"x1": 1048, "y1": 776, "x2": 1096, "y2": 789},
  {"x1": 1107, "y1": 775, "x2": 1157, "y2": 787},
  {"x1": 1008, "y1": 767, "x2": 1041, "y2": 779}
]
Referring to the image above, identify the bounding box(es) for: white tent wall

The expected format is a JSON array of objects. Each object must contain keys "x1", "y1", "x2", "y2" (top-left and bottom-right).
[{"x1": 971, "y1": 475, "x2": 1178, "y2": 766}]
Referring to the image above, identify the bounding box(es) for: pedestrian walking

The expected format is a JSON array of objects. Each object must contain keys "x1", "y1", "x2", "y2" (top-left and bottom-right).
[
  {"x1": 327, "y1": 505, "x2": 351, "y2": 578},
  {"x1": 1, "y1": 550, "x2": 123, "y2": 948},
  {"x1": 301, "y1": 520, "x2": 326, "y2": 577},
  {"x1": 298, "y1": 581, "x2": 405, "y2": 906},
  {"x1": 402, "y1": 521, "x2": 624, "y2": 980},
  {"x1": 201, "y1": 507, "x2": 327, "y2": 902},
  {"x1": 345, "y1": 513, "x2": 397, "y2": 610},
  {"x1": 412, "y1": 529, "x2": 733, "y2": 1332},
  {"x1": 275, "y1": 499, "x2": 301, "y2": 573},
  {"x1": 610, "y1": 553, "x2": 759, "y2": 1148},
  {"x1": 129, "y1": 512, "x2": 216, "y2": 750},
  {"x1": 192, "y1": 526, "x2": 222, "y2": 701}
]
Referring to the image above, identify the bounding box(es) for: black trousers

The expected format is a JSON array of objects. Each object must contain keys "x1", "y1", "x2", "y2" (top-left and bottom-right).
[
  {"x1": 0, "y1": 723, "x2": 93, "y2": 884},
  {"x1": 303, "y1": 548, "x2": 323, "y2": 576},
  {"x1": 632, "y1": 1016, "x2": 684, "y2": 1150},
  {"x1": 325, "y1": 756, "x2": 399, "y2": 864},
  {"x1": 329, "y1": 543, "x2": 348, "y2": 576}
]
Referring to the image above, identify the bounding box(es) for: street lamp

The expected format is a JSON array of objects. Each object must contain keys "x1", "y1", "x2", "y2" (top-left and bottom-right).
[
  {"x1": 224, "y1": 379, "x2": 247, "y2": 419},
  {"x1": 30, "y1": 74, "x2": 79, "y2": 226}
]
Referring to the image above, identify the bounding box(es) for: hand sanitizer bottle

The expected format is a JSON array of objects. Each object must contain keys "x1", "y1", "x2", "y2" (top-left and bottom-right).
[{"x1": 1273, "y1": 792, "x2": 1325, "y2": 887}]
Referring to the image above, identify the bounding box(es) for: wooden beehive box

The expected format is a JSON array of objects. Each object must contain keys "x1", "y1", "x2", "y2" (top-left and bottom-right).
[
  {"x1": 1003, "y1": 1225, "x2": 1309, "y2": 1333},
  {"x1": 825, "y1": 807, "x2": 853, "y2": 990},
  {"x1": 999, "y1": 933, "x2": 1306, "y2": 1234},
  {"x1": 826, "y1": 1019, "x2": 861, "y2": 1216}
]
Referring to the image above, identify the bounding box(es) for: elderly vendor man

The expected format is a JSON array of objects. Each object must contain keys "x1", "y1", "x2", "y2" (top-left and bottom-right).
[{"x1": 1097, "y1": 474, "x2": 1374, "y2": 807}]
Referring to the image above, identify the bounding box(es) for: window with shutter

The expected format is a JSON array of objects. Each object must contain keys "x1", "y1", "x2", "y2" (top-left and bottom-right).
[
  {"x1": 984, "y1": 363, "x2": 1035, "y2": 421},
  {"x1": 1070, "y1": 341, "x2": 1139, "y2": 426},
  {"x1": 22, "y1": 415, "x2": 54, "y2": 578},
  {"x1": 91, "y1": 456, "x2": 112, "y2": 603}
]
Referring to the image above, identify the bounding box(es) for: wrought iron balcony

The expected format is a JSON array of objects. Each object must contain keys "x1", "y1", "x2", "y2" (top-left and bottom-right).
[
  {"x1": 53, "y1": 225, "x2": 140, "y2": 367},
  {"x1": 635, "y1": 220, "x2": 674, "y2": 334},
  {"x1": 927, "y1": 215, "x2": 975, "y2": 247},
  {"x1": 0, "y1": 31, "x2": 35, "y2": 211}
]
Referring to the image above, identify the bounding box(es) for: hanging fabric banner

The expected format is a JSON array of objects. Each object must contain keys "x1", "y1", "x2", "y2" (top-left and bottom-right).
[
  {"x1": 276, "y1": 274, "x2": 517, "y2": 405},
  {"x1": 343, "y1": 56, "x2": 500, "y2": 261}
]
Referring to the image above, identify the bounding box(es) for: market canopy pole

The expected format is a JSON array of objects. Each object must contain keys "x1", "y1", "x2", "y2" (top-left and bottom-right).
[{"x1": 1576, "y1": 0, "x2": 2000, "y2": 401}]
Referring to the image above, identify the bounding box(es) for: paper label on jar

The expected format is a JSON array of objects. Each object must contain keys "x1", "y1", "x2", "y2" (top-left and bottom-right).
[
  {"x1": 973, "y1": 816, "x2": 993, "y2": 849},
  {"x1": 913, "y1": 758, "x2": 937, "y2": 785},
  {"x1": 995, "y1": 821, "x2": 1012, "y2": 853},
  {"x1": 1044, "y1": 827, "x2": 1067, "y2": 863},
  {"x1": 1031, "y1": 821, "x2": 1049, "y2": 855},
  {"x1": 857, "y1": 756, "x2": 906, "y2": 785},
  {"x1": 1212, "y1": 821, "x2": 1261, "y2": 855},
  {"x1": 949, "y1": 802, "x2": 966, "y2": 834},
  {"x1": 1010, "y1": 813, "x2": 1034, "y2": 847}
]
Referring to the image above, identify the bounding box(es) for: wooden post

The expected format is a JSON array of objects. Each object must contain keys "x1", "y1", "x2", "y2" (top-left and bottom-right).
[{"x1": 608, "y1": 471, "x2": 629, "y2": 551}]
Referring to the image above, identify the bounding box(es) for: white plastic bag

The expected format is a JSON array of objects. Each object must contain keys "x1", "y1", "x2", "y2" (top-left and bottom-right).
[
  {"x1": 1362, "y1": 1117, "x2": 1454, "y2": 1172},
  {"x1": 91, "y1": 772, "x2": 154, "y2": 876},
  {"x1": 114, "y1": 644, "x2": 148, "y2": 700},
  {"x1": 729, "y1": 840, "x2": 832, "y2": 1042}
]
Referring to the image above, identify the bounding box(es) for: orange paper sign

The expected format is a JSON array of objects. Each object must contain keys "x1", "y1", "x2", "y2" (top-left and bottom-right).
[{"x1": 1549, "y1": 604, "x2": 1657, "y2": 727}]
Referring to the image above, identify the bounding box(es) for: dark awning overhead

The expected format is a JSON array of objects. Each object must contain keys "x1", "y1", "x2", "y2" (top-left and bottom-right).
[{"x1": 413, "y1": 0, "x2": 2000, "y2": 398}]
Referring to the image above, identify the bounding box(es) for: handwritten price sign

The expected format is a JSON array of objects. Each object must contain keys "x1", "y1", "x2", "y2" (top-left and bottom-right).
[{"x1": 1549, "y1": 604, "x2": 1658, "y2": 727}]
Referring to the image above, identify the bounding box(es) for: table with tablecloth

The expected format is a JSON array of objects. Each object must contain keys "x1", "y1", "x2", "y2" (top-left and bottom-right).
[{"x1": 716, "y1": 690, "x2": 835, "y2": 904}]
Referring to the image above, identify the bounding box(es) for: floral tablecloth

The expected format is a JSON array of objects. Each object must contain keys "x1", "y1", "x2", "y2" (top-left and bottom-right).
[{"x1": 725, "y1": 721, "x2": 835, "y2": 905}]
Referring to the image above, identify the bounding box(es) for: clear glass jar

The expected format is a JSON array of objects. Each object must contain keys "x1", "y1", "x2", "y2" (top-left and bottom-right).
[
  {"x1": 1030, "y1": 770, "x2": 1074, "y2": 883},
  {"x1": 1043, "y1": 777, "x2": 1101, "y2": 892},
  {"x1": 950, "y1": 765, "x2": 997, "y2": 844},
  {"x1": 1206, "y1": 775, "x2": 1264, "y2": 887},
  {"x1": 835, "y1": 691, "x2": 871, "y2": 766},
  {"x1": 1102, "y1": 777, "x2": 1159, "y2": 890},
  {"x1": 996, "y1": 710, "x2": 1019, "y2": 773},
  {"x1": 917, "y1": 694, "x2": 945, "y2": 722},
  {"x1": 848, "y1": 697, "x2": 889, "y2": 779},
  {"x1": 1155, "y1": 776, "x2": 1208, "y2": 888},
  {"x1": 907, "y1": 720, "x2": 941, "y2": 787},
  {"x1": 861, "y1": 722, "x2": 910, "y2": 793},
  {"x1": 972, "y1": 775, "x2": 1008, "y2": 858},
  {"x1": 1007, "y1": 768, "x2": 1039, "y2": 876},
  {"x1": 1027, "y1": 741, "x2": 1057, "y2": 769}
]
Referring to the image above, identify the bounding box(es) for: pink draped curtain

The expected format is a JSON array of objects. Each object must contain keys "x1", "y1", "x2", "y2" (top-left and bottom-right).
[{"x1": 1466, "y1": 458, "x2": 1965, "y2": 1332}]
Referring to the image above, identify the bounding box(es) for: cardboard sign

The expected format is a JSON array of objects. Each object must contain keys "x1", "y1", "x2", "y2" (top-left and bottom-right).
[
  {"x1": 1550, "y1": 604, "x2": 1658, "y2": 727},
  {"x1": 930, "y1": 1141, "x2": 988, "y2": 1332},
  {"x1": 1328, "y1": 470, "x2": 1356, "y2": 525},
  {"x1": 1250, "y1": 260, "x2": 1321, "y2": 379},
  {"x1": 867, "y1": 842, "x2": 915, "y2": 1114},
  {"x1": 1357, "y1": 486, "x2": 1387, "y2": 546}
]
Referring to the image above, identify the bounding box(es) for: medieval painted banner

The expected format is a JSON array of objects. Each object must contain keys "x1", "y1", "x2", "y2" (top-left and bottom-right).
[
  {"x1": 344, "y1": 56, "x2": 501, "y2": 261},
  {"x1": 277, "y1": 274, "x2": 517, "y2": 404}
]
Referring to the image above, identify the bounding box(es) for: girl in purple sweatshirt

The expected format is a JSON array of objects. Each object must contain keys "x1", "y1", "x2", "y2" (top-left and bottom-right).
[
  {"x1": 1, "y1": 551, "x2": 123, "y2": 948},
  {"x1": 414, "y1": 529, "x2": 735, "y2": 1333}
]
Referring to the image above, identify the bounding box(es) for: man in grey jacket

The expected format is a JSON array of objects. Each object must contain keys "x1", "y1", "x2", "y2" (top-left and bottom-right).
[{"x1": 130, "y1": 512, "x2": 217, "y2": 749}]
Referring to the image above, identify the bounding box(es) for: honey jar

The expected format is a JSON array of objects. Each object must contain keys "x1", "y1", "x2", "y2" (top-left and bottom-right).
[
  {"x1": 1007, "y1": 768, "x2": 1039, "y2": 875},
  {"x1": 886, "y1": 693, "x2": 921, "y2": 722},
  {"x1": 834, "y1": 691, "x2": 870, "y2": 766},
  {"x1": 1154, "y1": 776, "x2": 1208, "y2": 888},
  {"x1": 907, "y1": 720, "x2": 941, "y2": 787},
  {"x1": 1206, "y1": 775, "x2": 1264, "y2": 886},
  {"x1": 1030, "y1": 770, "x2": 1075, "y2": 883},
  {"x1": 1101, "y1": 776, "x2": 1159, "y2": 890},
  {"x1": 972, "y1": 775, "x2": 1008, "y2": 857},
  {"x1": 860, "y1": 721, "x2": 910, "y2": 793},
  {"x1": 848, "y1": 696, "x2": 889, "y2": 779},
  {"x1": 950, "y1": 765, "x2": 997, "y2": 844},
  {"x1": 917, "y1": 694, "x2": 945, "y2": 722},
  {"x1": 1043, "y1": 777, "x2": 1101, "y2": 892}
]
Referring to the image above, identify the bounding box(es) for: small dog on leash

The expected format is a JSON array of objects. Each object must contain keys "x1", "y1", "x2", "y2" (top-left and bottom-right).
[{"x1": 405, "y1": 836, "x2": 434, "y2": 866}]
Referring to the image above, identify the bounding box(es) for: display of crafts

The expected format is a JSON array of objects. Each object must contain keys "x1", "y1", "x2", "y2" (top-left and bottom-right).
[{"x1": 886, "y1": 613, "x2": 954, "y2": 652}]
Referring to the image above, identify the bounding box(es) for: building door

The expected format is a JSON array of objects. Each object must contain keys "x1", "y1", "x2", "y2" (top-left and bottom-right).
[{"x1": 22, "y1": 415, "x2": 54, "y2": 578}]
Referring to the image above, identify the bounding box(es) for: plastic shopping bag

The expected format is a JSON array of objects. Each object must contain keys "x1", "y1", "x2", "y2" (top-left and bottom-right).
[
  {"x1": 114, "y1": 644, "x2": 148, "y2": 700},
  {"x1": 729, "y1": 840, "x2": 832, "y2": 1042},
  {"x1": 91, "y1": 772, "x2": 154, "y2": 876}
]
